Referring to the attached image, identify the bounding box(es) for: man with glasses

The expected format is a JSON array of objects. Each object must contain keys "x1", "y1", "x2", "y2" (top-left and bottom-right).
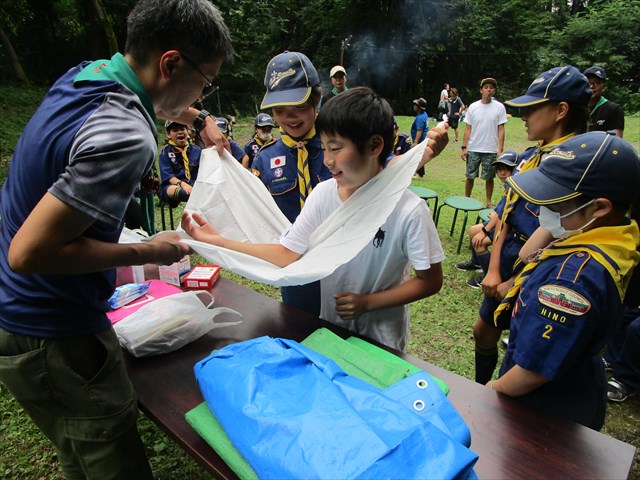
[
  {"x1": 583, "y1": 66, "x2": 624, "y2": 137},
  {"x1": 0, "y1": 0, "x2": 232, "y2": 478}
]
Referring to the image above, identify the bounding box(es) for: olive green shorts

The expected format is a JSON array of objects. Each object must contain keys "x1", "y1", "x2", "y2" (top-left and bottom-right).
[{"x1": 0, "y1": 327, "x2": 152, "y2": 480}]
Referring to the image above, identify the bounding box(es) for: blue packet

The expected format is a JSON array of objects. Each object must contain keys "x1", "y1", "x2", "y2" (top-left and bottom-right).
[{"x1": 109, "y1": 282, "x2": 151, "y2": 310}]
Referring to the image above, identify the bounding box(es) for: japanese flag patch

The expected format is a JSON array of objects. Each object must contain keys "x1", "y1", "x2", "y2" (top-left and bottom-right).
[
  {"x1": 270, "y1": 156, "x2": 286, "y2": 169},
  {"x1": 537, "y1": 285, "x2": 591, "y2": 316}
]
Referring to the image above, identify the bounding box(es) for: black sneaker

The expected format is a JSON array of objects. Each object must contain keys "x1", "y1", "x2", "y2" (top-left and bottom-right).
[
  {"x1": 456, "y1": 260, "x2": 481, "y2": 271},
  {"x1": 607, "y1": 378, "x2": 635, "y2": 403},
  {"x1": 466, "y1": 276, "x2": 482, "y2": 289},
  {"x1": 602, "y1": 357, "x2": 614, "y2": 372}
]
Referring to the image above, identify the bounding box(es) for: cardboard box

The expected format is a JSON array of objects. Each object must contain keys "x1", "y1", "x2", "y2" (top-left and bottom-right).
[
  {"x1": 115, "y1": 265, "x2": 145, "y2": 286},
  {"x1": 158, "y1": 255, "x2": 191, "y2": 286},
  {"x1": 183, "y1": 264, "x2": 221, "y2": 290}
]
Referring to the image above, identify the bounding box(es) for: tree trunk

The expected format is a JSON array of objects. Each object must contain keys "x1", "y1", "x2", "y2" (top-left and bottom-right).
[
  {"x1": 0, "y1": 26, "x2": 29, "y2": 85},
  {"x1": 89, "y1": 0, "x2": 119, "y2": 55}
]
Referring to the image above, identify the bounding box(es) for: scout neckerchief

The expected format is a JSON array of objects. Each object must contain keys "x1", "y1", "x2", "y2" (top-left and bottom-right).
[
  {"x1": 494, "y1": 221, "x2": 640, "y2": 326},
  {"x1": 168, "y1": 140, "x2": 191, "y2": 180},
  {"x1": 590, "y1": 96, "x2": 608, "y2": 118},
  {"x1": 494, "y1": 133, "x2": 576, "y2": 244},
  {"x1": 280, "y1": 126, "x2": 317, "y2": 208}
]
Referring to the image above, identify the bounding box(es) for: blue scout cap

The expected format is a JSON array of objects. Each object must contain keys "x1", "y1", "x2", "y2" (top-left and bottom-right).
[
  {"x1": 260, "y1": 51, "x2": 320, "y2": 109},
  {"x1": 214, "y1": 117, "x2": 228, "y2": 133},
  {"x1": 505, "y1": 66, "x2": 591, "y2": 108},
  {"x1": 583, "y1": 66, "x2": 607, "y2": 80},
  {"x1": 165, "y1": 120, "x2": 186, "y2": 131},
  {"x1": 255, "y1": 113, "x2": 275, "y2": 127},
  {"x1": 493, "y1": 149, "x2": 518, "y2": 168},
  {"x1": 506, "y1": 132, "x2": 640, "y2": 205}
]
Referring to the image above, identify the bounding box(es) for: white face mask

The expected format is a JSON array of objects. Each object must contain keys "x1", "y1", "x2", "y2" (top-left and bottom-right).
[
  {"x1": 257, "y1": 132, "x2": 271, "y2": 141},
  {"x1": 538, "y1": 199, "x2": 597, "y2": 239}
]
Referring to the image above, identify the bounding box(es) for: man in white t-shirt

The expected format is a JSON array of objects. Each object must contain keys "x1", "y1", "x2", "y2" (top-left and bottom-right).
[{"x1": 460, "y1": 78, "x2": 507, "y2": 207}]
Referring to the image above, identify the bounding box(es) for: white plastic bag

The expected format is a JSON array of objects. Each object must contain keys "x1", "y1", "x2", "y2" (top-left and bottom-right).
[{"x1": 113, "y1": 291, "x2": 242, "y2": 357}]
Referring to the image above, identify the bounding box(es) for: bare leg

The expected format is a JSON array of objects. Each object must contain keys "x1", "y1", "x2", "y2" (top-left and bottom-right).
[
  {"x1": 485, "y1": 178, "x2": 494, "y2": 206},
  {"x1": 465, "y1": 178, "x2": 474, "y2": 197}
]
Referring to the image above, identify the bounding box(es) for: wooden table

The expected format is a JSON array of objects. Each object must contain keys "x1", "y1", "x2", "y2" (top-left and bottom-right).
[{"x1": 124, "y1": 277, "x2": 636, "y2": 479}]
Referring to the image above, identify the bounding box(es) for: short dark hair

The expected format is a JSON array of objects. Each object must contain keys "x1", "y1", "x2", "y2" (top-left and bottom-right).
[
  {"x1": 315, "y1": 87, "x2": 394, "y2": 165},
  {"x1": 125, "y1": 0, "x2": 234, "y2": 66}
]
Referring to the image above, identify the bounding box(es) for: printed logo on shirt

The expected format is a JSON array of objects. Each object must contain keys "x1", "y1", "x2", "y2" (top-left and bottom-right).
[
  {"x1": 537, "y1": 284, "x2": 591, "y2": 316},
  {"x1": 274, "y1": 167, "x2": 284, "y2": 179},
  {"x1": 373, "y1": 228, "x2": 385, "y2": 248},
  {"x1": 251, "y1": 168, "x2": 260, "y2": 177},
  {"x1": 270, "y1": 156, "x2": 286, "y2": 169}
]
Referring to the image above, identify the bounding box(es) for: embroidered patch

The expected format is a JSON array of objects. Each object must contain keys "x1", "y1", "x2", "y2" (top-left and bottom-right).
[
  {"x1": 251, "y1": 168, "x2": 260, "y2": 177},
  {"x1": 168, "y1": 152, "x2": 176, "y2": 158},
  {"x1": 269, "y1": 68, "x2": 295, "y2": 89},
  {"x1": 537, "y1": 285, "x2": 591, "y2": 316},
  {"x1": 274, "y1": 167, "x2": 284, "y2": 179},
  {"x1": 270, "y1": 156, "x2": 286, "y2": 169},
  {"x1": 546, "y1": 148, "x2": 576, "y2": 161}
]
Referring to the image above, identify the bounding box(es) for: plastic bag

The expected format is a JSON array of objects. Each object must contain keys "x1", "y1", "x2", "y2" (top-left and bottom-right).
[
  {"x1": 114, "y1": 291, "x2": 242, "y2": 357},
  {"x1": 195, "y1": 336, "x2": 478, "y2": 479}
]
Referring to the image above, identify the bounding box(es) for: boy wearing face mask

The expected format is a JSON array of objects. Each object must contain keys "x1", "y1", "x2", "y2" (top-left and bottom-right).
[
  {"x1": 473, "y1": 66, "x2": 592, "y2": 385},
  {"x1": 489, "y1": 132, "x2": 640, "y2": 430},
  {"x1": 244, "y1": 113, "x2": 276, "y2": 169}
]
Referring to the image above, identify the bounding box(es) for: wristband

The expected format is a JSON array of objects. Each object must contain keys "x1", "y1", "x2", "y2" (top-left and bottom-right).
[
  {"x1": 193, "y1": 109, "x2": 211, "y2": 132},
  {"x1": 482, "y1": 226, "x2": 490, "y2": 236},
  {"x1": 461, "y1": 145, "x2": 467, "y2": 149}
]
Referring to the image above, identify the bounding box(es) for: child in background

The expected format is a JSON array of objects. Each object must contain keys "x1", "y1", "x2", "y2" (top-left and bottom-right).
[
  {"x1": 473, "y1": 66, "x2": 592, "y2": 385},
  {"x1": 490, "y1": 132, "x2": 640, "y2": 431},
  {"x1": 244, "y1": 113, "x2": 276, "y2": 169},
  {"x1": 457, "y1": 150, "x2": 518, "y2": 288},
  {"x1": 392, "y1": 117, "x2": 413, "y2": 157},
  {"x1": 214, "y1": 117, "x2": 249, "y2": 167},
  {"x1": 411, "y1": 97, "x2": 429, "y2": 179},
  {"x1": 159, "y1": 120, "x2": 203, "y2": 207},
  {"x1": 182, "y1": 87, "x2": 445, "y2": 351}
]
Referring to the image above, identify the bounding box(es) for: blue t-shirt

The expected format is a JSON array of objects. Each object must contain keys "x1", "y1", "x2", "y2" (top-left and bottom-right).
[
  {"x1": 0, "y1": 54, "x2": 157, "y2": 337},
  {"x1": 411, "y1": 112, "x2": 429, "y2": 144}
]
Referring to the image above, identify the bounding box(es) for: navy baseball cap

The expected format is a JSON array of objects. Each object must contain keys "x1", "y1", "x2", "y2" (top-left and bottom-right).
[
  {"x1": 261, "y1": 51, "x2": 320, "y2": 109},
  {"x1": 506, "y1": 132, "x2": 640, "y2": 205},
  {"x1": 214, "y1": 117, "x2": 229, "y2": 133},
  {"x1": 255, "y1": 113, "x2": 275, "y2": 127},
  {"x1": 493, "y1": 149, "x2": 518, "y2": 168},
  {"x1": 505, "y1": 66, "x2": 591, "y2": 108},
  {"x1": 165, "y1": 120, "x2": 186, "y2": 131},
  {"x1": 583, "y1": 66, "x2": 607, "y2": 80}
]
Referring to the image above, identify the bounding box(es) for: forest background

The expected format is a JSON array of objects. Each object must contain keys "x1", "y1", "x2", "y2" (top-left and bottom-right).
[{"x1": 1, "y1": 0, "x2": 639, "y2": 120}]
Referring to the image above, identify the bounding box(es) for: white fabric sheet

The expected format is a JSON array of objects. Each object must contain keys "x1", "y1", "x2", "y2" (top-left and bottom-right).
[{"x1": 179, "y1": 142, "x2": 426, "y2": 286}]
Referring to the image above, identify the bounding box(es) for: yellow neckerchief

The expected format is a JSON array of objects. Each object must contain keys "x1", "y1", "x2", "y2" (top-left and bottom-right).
[
  {"x1": 393, "y1": 131, "x2": 399, "y2": 148},
  {"x1": 168, "y1": 140, "x2": 191, "y2": 181},
  {"x1": 280, "y1": 126, "x2": 317, "y2": 208},
  {"x1": 494, "y1": 221, "x2": 640, "y2": 326},
  {"x1": 495, "y1": 133, "x2": 576, "y2": 243}
]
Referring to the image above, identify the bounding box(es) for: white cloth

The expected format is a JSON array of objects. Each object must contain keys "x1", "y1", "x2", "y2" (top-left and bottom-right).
[
  {"x1": 282, "y1": 181, "x2": 443, "y2": 351},
  {"x1": 465, "y1": 99, "x2": 507, "y2": 153},
  {"x1": 179, "y1": 141, "x2": 428, "y2": 287}
]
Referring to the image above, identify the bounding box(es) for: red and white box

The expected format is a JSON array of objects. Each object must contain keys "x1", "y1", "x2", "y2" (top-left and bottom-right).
[{"x1": 183, "y1": 264, "x2": 221, "y2": 290}]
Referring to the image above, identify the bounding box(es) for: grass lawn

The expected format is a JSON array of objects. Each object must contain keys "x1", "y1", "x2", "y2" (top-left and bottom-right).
[{"x1": 1, "y1": 90, "x2": 640, "y2": 478}]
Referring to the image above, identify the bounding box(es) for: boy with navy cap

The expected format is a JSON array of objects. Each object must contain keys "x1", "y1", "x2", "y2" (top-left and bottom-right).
[
  {"x1": 244, "y1": 113, "x2": 276, "y2": 168},
  {"x1": 583, "y1": 66, "x2": 624, "y2": 137},
  {"x1": 214, "y1": 117, "x2": 249, "y2": 166},
  {"x1": 489, "y1": 131, "x2": 640, "y2": 430},
  {"x1": 473, "y1": 66, "x2": 591, "y2": 385},
  {"x1": 251, "y1": 51, "x2": 332, "y2": 315}
]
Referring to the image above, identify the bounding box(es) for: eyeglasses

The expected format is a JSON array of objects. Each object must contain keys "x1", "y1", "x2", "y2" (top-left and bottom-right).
[{"x1": 181, "y1": 53, "x2": 219, "y2": 99}]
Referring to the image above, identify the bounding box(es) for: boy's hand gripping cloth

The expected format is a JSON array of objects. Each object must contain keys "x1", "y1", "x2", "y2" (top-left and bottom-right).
[{"x1": 179, "y1": 142, "x2": 427, "y2": 286}]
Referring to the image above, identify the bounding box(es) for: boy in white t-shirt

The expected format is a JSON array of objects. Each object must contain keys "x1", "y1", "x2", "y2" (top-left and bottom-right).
[{"x1": 182, "y1": 86, "x2": 446, "y2": 351}]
